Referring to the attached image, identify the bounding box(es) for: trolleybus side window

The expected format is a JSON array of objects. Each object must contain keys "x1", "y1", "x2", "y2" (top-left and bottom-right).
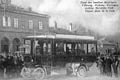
[
  {"x1": 77, "y1": 43, "x2": 86, "y2": 55},
  {"x1": 64, "y1": 44, "x2": 66, "y2": 52},
  {"x1": 42, "y1": 42, "x2": 52, "y2": 55},
  {"x1": 67, "y1": 44, "x2": 72, "y2": 51},
  {"x1": 56, "y1": 42, "x2": 64, "y2": 55},
  {"x1": 88, "y1": 44, "x2": 96, "y2": 55},
  {"x1": 35, "y1": 41, "x2": 43, "y2": 55},
  {"x1": 43, "y1": 43, "x2": 47, "y2": 54},
  {"x1": 71, "y1": 43, "x2": 77, "y2": 55},
  {"x1": 83, "y1": 44, "x2": 87, "y2": 54},
  {"x1": 48, "y1": 43, "x2": 52, "y2": 55},
  {"x1": 24, "y1": 40, "x2": 31, "y2": 54}
]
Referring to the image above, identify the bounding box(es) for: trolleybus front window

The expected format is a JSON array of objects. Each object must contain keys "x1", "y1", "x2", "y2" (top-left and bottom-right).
[{"x1": 35, "y1": 41, "x2": 43, "y2": 55}]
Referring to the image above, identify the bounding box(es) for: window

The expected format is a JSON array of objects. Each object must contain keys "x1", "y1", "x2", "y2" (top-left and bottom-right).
[
  {"x1": 48, "y1": 43, "x2": 51, "y2": 53},
  {"x1": 3, "y1": 16, "x2": 11, "y2": 27},
  {"x1": 39, "y1": 21, "x2": 43, "y2": 29},
  {"x1": 14, "y1": 18, "x2": 18, "y2": 28},
  {"x1": 21, "y1": 20, "x2": 25, "y2": 28},
  {"x1": 25, "y1": 40, "x2": 31, "y2": 54},
  {"x1": 88, "y1": 44, "x2": 96, "y2": 54},
  {"x1": 29, "y1": 20, "x2": 33, "y2": 29},
  {"x1": 43, "y1": 42, "x2": 52, "y2": 55},
  {"x1": 83, "y1": 44, "x2": 87, "y2": 54},
  {"x1": 56, "y1": 42, "x2": 64, "y2": 55},
  {"x1": 43, "y1": 43, "x2": 47, "y2": 53},
  {"x1": 77, "y1": 44, "x2": 86, "y2": 55},
  {"x1": 3, "y1": 16, "x2": 6, "y2": 27},
  {"x1": 8, "y1": 17, "x2": 11, "y2": 27}
]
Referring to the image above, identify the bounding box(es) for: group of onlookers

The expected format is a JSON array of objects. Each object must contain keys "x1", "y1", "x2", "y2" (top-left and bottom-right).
[
  {"x1": 97, "y1": 53, "x2": 119, "y2": 77},
  {"x1": 0, "y1": 53, "x2": 24, "y2": 78}
]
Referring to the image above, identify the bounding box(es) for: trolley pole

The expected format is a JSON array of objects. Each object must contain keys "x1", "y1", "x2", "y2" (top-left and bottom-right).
[{"x1": 33, "y1": 26, "x2": 37, "y2": 62}]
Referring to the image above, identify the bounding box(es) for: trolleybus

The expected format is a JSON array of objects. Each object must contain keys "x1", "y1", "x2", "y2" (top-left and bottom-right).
[{"x1": 21, "y1": 34, "x2": 98, "y2": 79}]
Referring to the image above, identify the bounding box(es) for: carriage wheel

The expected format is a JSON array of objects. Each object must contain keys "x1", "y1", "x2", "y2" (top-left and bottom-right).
[
  {"x1": 77, "y1": 66, "x2": 87, "y2": 77},
  {"x1": 33, "y1": 67, "x2": 45, "y2": 80},
  {"x1": 20, "y1": 67, "x2": 32, "y2": 79}
]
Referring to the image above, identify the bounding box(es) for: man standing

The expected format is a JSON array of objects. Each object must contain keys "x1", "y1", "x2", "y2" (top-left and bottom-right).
[
  {"x1": 112, "y1": 56, "x2": 119, "y2": 77},
  {"x1": 104, "y1": 55, "x2": 113, "y2": 77},
  {"x1": 97, "y1": 55, "x2": 105, "y2": 76}
]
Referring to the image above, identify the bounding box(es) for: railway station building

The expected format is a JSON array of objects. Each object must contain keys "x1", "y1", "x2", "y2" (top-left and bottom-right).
[{"x1": 0, "y1": 0, "x2": 49, "y2": 54}]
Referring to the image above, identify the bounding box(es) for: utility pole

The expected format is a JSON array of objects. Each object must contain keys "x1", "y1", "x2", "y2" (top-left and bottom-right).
[{"x1": 34, "y1": 27, "x2": 36, "y2": 61}]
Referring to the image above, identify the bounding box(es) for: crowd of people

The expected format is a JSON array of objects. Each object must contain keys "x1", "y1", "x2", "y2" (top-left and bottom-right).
[
  {"x1": 97, "y1": 51, "x2": 119, "y2": 77},
  {"x1": 0, "y1": 48, "x2": 119, "y2": 79},
  {"x1": 0, "y1": 52, "x2": 24, "y2": 78}
]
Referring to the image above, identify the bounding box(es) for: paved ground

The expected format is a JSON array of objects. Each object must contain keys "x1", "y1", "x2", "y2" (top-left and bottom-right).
[{"x1": 9, "y1": 75, "x2": 120, "y2": 80}]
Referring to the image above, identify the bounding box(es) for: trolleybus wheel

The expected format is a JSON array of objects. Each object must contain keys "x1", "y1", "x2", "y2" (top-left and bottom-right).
[
  {"x1": 21, "y1": 67, "x2": 32, "y2": 79},
  {"x1": 77, "y1": 66, "x2": 87, "y2": 77},
  {"x1": 33, "y1": 67, "x2": 45, "y2": 80}
]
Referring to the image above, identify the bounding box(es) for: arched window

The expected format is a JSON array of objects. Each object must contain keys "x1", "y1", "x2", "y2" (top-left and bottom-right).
[
  {"x1": 1, "y1": 37, "x2": 10, "y2": 53},
  {"x1": 13, "y1": 38, "x2": 20, "y2": 52}
]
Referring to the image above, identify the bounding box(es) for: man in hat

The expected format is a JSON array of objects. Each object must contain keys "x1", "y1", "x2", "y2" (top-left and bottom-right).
[
  {"x1": 104, "y1": 54, "x2": 112, "y2": 77},
  {"x1": 112, "y1": 55, "x2": 119, "y2": 77}
]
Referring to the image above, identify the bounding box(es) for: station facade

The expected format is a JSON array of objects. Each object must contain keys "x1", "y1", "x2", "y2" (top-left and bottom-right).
[{"x1": 0, "y1": 0, "x2": 49, "y2": 54}]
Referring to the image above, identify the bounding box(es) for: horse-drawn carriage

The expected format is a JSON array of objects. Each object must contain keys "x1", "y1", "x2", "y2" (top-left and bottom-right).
[{"x1": 20, "y1": 34, "x2": 98, "y2": 80}]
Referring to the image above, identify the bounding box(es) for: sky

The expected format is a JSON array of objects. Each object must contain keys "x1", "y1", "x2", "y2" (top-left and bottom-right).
[{"x1": 11, "y1": 0, "x2": 120, "y2": 36}]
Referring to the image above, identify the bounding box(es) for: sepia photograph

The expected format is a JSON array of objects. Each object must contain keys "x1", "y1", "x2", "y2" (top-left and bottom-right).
[{"x1": 0, "y1": 0, "x2": 120, "y2": 80}]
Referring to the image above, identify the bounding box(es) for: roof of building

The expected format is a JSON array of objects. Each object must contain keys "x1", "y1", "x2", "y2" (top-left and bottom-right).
[
  {"x1": 48, "y1": 27, "x2": 75, "y2": 35},
  {"x1": 98, "y1": 39, "x2": 115, "y2": 46},
  {"x1": 0, "y1": 4, "x2": 50, "y2": 18}
]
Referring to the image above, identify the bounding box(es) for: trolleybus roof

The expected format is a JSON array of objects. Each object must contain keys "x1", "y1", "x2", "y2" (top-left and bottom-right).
[{"x1": 26, "y1": 34, "x2": 95, "y2": 40}]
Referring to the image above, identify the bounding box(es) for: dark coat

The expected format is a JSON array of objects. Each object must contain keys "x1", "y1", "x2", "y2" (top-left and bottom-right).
[{"x1": 104, "y1": 57, "x2": 112, "y2": 73}]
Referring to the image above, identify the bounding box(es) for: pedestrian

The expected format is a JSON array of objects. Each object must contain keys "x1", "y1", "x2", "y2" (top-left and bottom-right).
[
  {"x1": 17, "y1": 55, "x2": 24, "y2": 77},
  {"x1": 112, "y1": 55, "x2": 119, "y2": 77},
  {"x1": 97, "y1": 56, "x2": 104, "y2": 76},
  {"x1": 104, "y1": 55, "x2": 112, "y2": 77},
  {"x1": 6, "y1": 55, "x2": 14, "y2": 78},
  {"x1": 0, "y1": 55, "x2": 5, "y2": 78},
  {"x1": 101, "y1": 55, "x2": 106, "y2": 76}
]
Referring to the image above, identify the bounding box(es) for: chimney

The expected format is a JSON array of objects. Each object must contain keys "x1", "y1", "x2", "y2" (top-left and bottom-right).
[{"x1": 28, "y1": 7, "x2": 32, "y2": 11}]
